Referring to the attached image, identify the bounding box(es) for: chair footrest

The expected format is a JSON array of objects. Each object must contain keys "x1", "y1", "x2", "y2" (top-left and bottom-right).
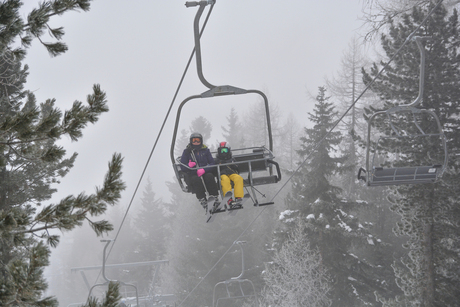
[{"x1": 255, "y1": 202, "x2": 274, "y2": 207}]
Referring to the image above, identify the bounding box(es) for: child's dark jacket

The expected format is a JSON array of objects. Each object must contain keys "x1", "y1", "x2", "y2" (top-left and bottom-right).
[{"x1": 215, "y1": 157, "x2": 239, "y2": 175}]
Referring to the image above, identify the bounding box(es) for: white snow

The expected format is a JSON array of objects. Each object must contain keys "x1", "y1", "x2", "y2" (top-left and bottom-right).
[
  {"x1": 279, "y1": 209, "x2": 298, "y2": 220},
  {"x1": 348, "y1": 276, "x2": 357, "y2": 281},
  {"x1": 339, "y1": 221, "x2": 352, "y2": 232}
]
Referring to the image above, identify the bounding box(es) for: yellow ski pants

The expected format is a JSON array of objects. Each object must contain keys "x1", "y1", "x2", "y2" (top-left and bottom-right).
[{"x1": 220, "y1": 173, "x2": 244, "y2": 198}]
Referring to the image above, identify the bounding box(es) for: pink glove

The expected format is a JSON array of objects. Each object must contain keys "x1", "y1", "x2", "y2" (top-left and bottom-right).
[
  {"x1": 197, "y1": 168, "x2": 205, "y2": 177},
  {"x1": 188, "y1": 160, "x2": 196, "y2": 168}
]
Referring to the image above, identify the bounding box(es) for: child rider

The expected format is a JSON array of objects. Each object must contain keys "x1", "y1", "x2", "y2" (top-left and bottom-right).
[{"x1": 215, "y1": 141, "x2": 244, "y2": 207}]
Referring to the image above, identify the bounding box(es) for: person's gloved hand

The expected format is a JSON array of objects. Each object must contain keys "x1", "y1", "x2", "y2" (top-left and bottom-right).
[
  {"x1": 197, "y1": 168, "x2": 205, "y2": 177},
  {"x1": 188, "y1": 160, "x2": 196, "y2": 168}
]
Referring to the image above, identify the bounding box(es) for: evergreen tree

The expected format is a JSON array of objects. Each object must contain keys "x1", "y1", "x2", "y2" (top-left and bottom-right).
[
  {"x1": 280, "y1": 86, "x2": 384, "y2": 306},
  {"x1": 0, "y1": 1, "x2": 125, "y2": 305},
  {"x1": 362, "y1": 4, "x2": 460, "y2": 306},
  {"x1": 261, "y1": 220, "x2": 331, "y2": 307},
  {"x1": 189, "y1": 116, "x2": 212, "y2": 144},
  {"x1": 291, "y1": 86, "x2": 346, "y2": 206},
  {"x1": 221, "y1": 107, "x2": 244, "y2": 148},
  {"x1": 124, "y1": 177, "x2": 172, "y2": 295},
  {"x1": 162, "y1": 176, "x2": 278, "y2": 306},
  {"x1": 241, "y1": 97, "x2": 272, "y2": 147},
  {"x1": 83, "y1": 281, "x2": 121, "y2": 307},
  {"x1": 175, "y1": 128, "x2": 190, "y2": 158},
  {"x1": 134, "y1": 177, "x2": 169, "y2": 260},
  {"x1": 327, "y1": 36, "x2": 406, "y2": 302}
]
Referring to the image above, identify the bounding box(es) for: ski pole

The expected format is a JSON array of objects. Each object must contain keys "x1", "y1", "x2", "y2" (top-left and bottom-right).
[{"x1": 191, "y1": 150, "x2": 209, "y2": 196}]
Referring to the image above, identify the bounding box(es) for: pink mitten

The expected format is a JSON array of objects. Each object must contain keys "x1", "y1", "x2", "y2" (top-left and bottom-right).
[
  {"x1": 188, "y1": 160, "x2": 196, "y2": 168},
  {"x1": 197, "y1": 168, "x2": 205, "y2": 177}
]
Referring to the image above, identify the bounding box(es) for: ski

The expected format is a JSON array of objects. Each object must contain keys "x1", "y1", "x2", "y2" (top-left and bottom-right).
[
  {"x1": 221, "y1": 191, "x2": 233, "y2": 210},
  {"x1": 206, "y1": 196, "x2": 225, "y2": 223},
  {"x1": 227, "y1": 194, "x2": 250, "y2": 215}
]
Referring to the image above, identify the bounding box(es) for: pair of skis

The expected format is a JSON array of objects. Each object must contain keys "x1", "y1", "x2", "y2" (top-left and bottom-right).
[{"x1": 206, "y1": 191, "x2": 249, "y2": 223}]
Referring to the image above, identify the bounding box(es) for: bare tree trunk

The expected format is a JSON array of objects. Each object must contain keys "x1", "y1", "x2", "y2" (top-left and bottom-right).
[{"x1": 422, "y1": 191, "x2": 435, "y2": 306}]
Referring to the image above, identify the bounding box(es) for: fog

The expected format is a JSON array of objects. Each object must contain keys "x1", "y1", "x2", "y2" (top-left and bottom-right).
[{"x1": 20, "y1": 0, "x2": 364, "y2": 304}]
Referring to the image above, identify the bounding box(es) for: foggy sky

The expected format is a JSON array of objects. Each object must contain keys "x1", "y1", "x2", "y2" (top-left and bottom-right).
[
  {"x1": 20, "y1": 0, "x2": 364, "y2": 300},
  {"x1": 24, "y1": 0, "x2": 363, "y2": 204}
]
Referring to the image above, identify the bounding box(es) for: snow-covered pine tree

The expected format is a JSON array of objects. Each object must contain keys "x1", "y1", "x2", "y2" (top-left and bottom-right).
[
  {"x1": 279, "y1": 86, "x2": 385, "y2": 306},
  {"x1": 326, "y1": 36, "x2": 406, "y2": 302},
  {"x1": 362, "y1": 3, "x2": 460, "y2": 306},
  {"x1": 0, "y1": 1, "x2": 125, "y2": 305},
  {"x1": 83, "y1": 281, "x2": 121, "y2": 307},
  {"x1": 261, "y1": 219, "x2": 331, "y2": 307}
]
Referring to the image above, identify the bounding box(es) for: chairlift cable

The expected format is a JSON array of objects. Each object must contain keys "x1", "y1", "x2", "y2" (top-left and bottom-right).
[
  {"x1": 177, "y1": 1, "x2": 444, "y2": 305},
  {"x1": 88, "y1": 3, "x2": 216, "y2": 292}
]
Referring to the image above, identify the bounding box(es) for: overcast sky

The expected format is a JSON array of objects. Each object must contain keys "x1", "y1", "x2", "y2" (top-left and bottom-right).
[
  {"x1": 21, "y1": 0, "x2": 365, "y2": 299},
  {"x1": 23, "y1": 0, "x2": 364, "y2": 204}
]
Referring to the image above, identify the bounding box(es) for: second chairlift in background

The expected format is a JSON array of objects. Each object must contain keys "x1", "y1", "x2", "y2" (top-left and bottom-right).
[
  {"x1": 171, "y1": 0, "x2": 281, "y2": 214},
  {"x1": 212, "y1": 241, "x2": 259, "y2": 307},
  {"x1": 358, "y1": 36, "x2": 447, "y2": 186}
]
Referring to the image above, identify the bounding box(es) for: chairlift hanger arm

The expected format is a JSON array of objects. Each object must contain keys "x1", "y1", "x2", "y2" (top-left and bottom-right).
[
  {"x1": 187, "y1": 0, "x2": 216, "y2": 89},
  {"x1": 401, "y1": 36, "x2": 430, "y2": 108}
]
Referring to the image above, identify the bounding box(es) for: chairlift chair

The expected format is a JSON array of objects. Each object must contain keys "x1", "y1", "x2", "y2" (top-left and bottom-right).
[
  {"x1": 358, "y1": 36, "x2": 447, "y2": 186},
  {"x1": 212, "y1": 241, "x2": 258, "y2": 307},
  {"x1": 86, "y1": 240, "x2": 140, "y2": 306},
  {"x1": 171, "y1": 1, "x2": 281, "y2": 205}
]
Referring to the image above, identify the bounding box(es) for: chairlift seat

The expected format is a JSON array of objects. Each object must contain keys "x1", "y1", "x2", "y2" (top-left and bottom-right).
[{"x1": 369, "y1": 165, "x2": 442, "y2": 186}]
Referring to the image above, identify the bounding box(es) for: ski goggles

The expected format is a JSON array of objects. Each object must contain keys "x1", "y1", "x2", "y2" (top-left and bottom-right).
[
  {"x1": 220, "y1": 147, "x2": 229, "y2": 153},
  {"x1": 191, "y1": 137, "x2": 201, "y2": 143}
]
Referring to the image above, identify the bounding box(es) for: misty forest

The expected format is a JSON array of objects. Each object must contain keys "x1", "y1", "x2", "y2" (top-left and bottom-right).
[{"x1": 2, "y1": 0, "x2": 460, "y2": 306}]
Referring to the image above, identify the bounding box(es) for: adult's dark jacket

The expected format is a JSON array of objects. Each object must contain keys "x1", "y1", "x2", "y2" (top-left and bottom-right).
[{"x1": 180, "y1": 144, "x2": 215, "y2": 174}]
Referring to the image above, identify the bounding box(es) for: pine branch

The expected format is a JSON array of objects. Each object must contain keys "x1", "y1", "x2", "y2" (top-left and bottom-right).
[
  {"x1": 83, "y1": 281, "x2": 121, "y2": 307},
  {"x1": 61, "y1": 84, "x2": 108, "y2": 141},
  {"x1": 21, "y1": 0, "x2": 92, "y2": 57},
  {"x1": 12, "y1": 153, "x2": 125, "y2": 240},
  {"x1": 23, "y1": 0, "x2": 91, "y2": 29}
]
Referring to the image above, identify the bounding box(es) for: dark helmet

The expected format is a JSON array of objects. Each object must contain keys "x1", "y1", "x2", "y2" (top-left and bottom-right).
[
  {"x1": 190, "y1": 132, "x2": 203, "y2": 149},
  {"x1": 217, "y1": 141, "x2": 232, "y2": 160}
]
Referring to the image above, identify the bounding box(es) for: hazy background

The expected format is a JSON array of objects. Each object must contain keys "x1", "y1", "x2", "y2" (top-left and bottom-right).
[{"x1": 20, "y1": 0, "x2": 365, "y2": 302}]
